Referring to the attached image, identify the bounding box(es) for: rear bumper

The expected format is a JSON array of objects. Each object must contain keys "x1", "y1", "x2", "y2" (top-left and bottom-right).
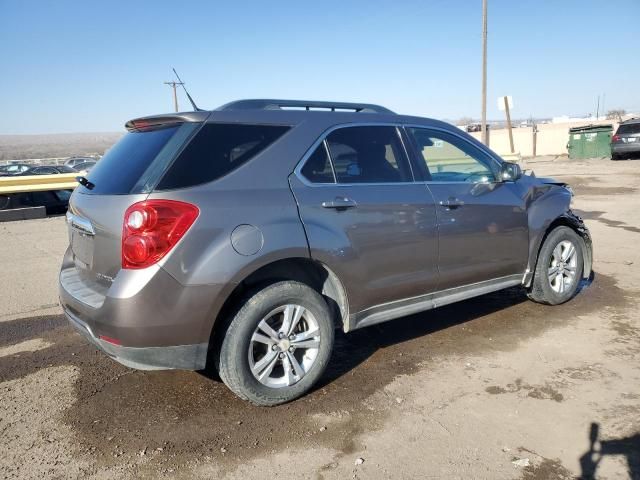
[
  {"x1": 63, "y1": 304, "x2": 207, "y2": 370},
  {"x1": 59, "y1": 247, "x2": 228, "y2": 370},
  {"x1": 611, "y1": 143, "x2": 640, "y2": 154}
]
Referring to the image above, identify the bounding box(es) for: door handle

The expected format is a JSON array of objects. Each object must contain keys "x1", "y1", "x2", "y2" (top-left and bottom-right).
[
  {"x1": 321, "y1": 197, "x2": 357, "y2": 210},
  {"x1": 439, "y1": 197, "x2": 465, "y2": 209}
]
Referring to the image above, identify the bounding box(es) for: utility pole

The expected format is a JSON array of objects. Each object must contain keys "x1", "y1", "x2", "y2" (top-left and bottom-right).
[
  {"x1": 481, "y1": 0, "x2": 488, "y2": 145},
  {"x1": 595, "y1": 95, "x2": 600, "y2": 121},
  {"x1": 164, "y1": 81, "x2": 184, "y2": 113},
  {"x1": 502, "y1": 96, "x2": 514, "y2": 153}
]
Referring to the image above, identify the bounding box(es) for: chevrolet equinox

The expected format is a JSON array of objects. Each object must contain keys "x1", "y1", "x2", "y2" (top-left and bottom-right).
[{"x1": 60, "y1": 99, "x2": 593, "y2": 405}]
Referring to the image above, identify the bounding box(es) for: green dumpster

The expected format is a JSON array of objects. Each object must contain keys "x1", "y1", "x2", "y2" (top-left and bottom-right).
[{"x1": 567, "y1": 124, "x2": 613, "y2": 159}]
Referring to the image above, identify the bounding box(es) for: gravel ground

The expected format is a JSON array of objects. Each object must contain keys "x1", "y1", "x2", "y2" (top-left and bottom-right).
[{"x1": 1, "y1": 157, "x2": 639, "y2": 479}]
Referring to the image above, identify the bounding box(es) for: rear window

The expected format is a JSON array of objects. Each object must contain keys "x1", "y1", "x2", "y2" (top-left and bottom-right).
[
  {"x1": 155, "y1": 123, "x2": 290, "y2": 190},
  {"x1": 617, "y1": 123, "x2": 640, "y2": 135},
  {"x1": 80, "y1": 125, "x2": 180, "y2": 194}
]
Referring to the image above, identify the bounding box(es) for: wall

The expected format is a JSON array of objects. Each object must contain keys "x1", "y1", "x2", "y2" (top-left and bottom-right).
[{"x1": 469, "y1": 119, "x2": 618, "y2": 157}]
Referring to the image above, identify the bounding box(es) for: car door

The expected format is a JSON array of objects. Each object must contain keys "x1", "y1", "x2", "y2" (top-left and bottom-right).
[
  {"x1": 405, "y1": 126, "x2": 528, "y2": 291},
  {"x1": 289, "y1": 125, "x2": 439, "y2": 315}
]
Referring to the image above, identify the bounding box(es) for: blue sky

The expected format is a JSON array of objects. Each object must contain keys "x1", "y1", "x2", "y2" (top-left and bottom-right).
[{"x1": 1, "y1": 0, "x2": 638, "y2": 134}]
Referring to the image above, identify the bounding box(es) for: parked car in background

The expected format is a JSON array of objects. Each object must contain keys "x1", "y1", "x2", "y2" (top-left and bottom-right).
[
  {"x1": 611, "y1": 118, "x2": 640, "y2": 160},
  {"x1": 59, "y1": 99, "x2": 593, "y2": 406},
  {"x1": 64, "y1": 156, "x2": 98, "y2": 167},
  {"x1": 72, "y1": 161, "x2": 97, "y2": 175},
  {"x1": 23, "y1": 165, "x2": 78, "y2": 175},
  {"x1": 0, "y1": 165, "x2": 76, "y2": 212},
  {"x1": 0, "y1": 164, "x2": 31, "y2": 176},
  {"x1": 0, "y1": 189, "x2": 71, "y2": 213}
]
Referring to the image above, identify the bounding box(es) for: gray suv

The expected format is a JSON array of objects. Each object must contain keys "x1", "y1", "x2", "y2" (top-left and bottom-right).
[
  {"x1": 611, "y1": 118, "x2": 640, "y2": 160},
  {"x1": 59, "y1": 99, "x2": 593, "y2": 405}
]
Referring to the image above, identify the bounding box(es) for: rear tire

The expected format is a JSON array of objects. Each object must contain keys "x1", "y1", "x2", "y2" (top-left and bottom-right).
[
  {"x1": 528, "y1": 226, "x2": 584, "y2": 305},
  {"x1": 218, "y1": 281, "x2": 334, "y2": 406}
]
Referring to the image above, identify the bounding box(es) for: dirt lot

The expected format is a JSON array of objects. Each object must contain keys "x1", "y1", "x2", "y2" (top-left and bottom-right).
[{"x1": 1, "y1": 157, "x2": 639, "y2": 479}]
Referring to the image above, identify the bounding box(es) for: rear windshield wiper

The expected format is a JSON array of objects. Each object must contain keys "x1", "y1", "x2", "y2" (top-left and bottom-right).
[{"x1": 76, "y1": 176, "x2": 95, "y2": 190}]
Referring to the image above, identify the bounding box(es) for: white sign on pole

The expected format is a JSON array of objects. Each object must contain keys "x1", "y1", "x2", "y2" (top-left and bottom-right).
[{"x1": 498, "y1": 96, "x2": 513, "y2": 111}]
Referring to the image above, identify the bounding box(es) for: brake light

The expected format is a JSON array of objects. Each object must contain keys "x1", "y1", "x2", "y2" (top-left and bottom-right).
[
  {"x1": 99, "y1": 335, "x2": 122, "y2": 346},
  {"x1": 132, "y1": 119, "x2": 151, "y2": 130},
  {"x1": 612, "y1": 135, "x2": 620, "y2": 142},
  {"x1": 122, "y1": 200, "x2": 199, "y2": 269}
]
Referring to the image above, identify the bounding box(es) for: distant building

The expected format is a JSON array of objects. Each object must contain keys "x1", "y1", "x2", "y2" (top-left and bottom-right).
[{"x1": 551, "y1": 115, "x2": 602, "y2": 124}]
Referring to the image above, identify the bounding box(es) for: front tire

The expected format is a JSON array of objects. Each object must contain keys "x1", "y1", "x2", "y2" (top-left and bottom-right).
[
  {"x1": 528, "y1": 226, "x2": 584, "y2": 305},
  {"x1": 218, "y1": 281, "x2": 334, "y2": 406}
]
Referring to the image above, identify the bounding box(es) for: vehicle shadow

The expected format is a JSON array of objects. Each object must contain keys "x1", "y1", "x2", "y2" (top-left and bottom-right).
[
  {"x1": 318, "y1": 286, "x2": 530, "y2": 389},
  {"x1": 579, "y1": 422, "x2": 640, "y2": 480},
  {"x1": 202, "y1": 273, "x2": 602, "y2": 397},
  {"x1": 200, "y1": 285, "x2": 532, "y2": 388}
]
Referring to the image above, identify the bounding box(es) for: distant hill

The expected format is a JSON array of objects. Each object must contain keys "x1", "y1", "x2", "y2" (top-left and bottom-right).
[{"x1": 0, "y1": 132, "x2": 123, "y2": 162}]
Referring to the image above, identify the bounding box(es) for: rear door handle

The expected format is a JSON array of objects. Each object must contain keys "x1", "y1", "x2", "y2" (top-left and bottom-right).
[
  {"x1": 439, "y1": 197, "x2": 465, "y2": 209},
  {"x1": 321, "y1": 197, "x2": 357, "y2": 210}
]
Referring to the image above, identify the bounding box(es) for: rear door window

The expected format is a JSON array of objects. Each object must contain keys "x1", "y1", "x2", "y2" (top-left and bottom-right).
[
  {"x1": 325, "y1": 126, "x2": 413, "y2": 183},
  {"x1": 156, "y1": 123, "x2": 290, "y2": 190}
]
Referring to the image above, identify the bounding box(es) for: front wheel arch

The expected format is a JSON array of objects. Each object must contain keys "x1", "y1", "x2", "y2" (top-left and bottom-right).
[{"x1": 524, "y1": 213, "x2": 592, "y2": 289}]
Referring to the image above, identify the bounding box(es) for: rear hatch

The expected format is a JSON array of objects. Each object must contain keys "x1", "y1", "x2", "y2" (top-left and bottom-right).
[
  {"x1": 66, "y1": 116, "x2": 204, "y2": 291},
  {"x1": 613, "y1": 122, "x2": 640, "y2": 144}
]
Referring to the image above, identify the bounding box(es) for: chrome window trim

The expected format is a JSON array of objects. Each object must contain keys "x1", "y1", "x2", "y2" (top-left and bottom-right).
[
  {"x1": 294, "y1": 122, "x2": 416, "y2": 187},
  {"x1": 294, "y1": 122, "x2": 505, "y2": 188},
  {"x1": 323, "y1": 139, "x2": 338, "y2": 183}
]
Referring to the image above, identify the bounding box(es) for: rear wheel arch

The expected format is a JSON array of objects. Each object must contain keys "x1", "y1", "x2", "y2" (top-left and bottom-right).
[{"x1": 205, "y1": 257, "x2": 348, "y2": 367}]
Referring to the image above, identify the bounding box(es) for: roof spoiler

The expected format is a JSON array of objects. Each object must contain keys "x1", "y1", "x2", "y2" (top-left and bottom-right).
[
  {"x1": 125, "y1": 112, "x2": 210, "y2": 132},
  {"x1": 217, "y1": 99, "x2": 394, "y2": 114}
]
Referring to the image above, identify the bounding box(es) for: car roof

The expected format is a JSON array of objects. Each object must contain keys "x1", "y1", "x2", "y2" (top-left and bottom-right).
[
  {"x1": 620, "y1": 117, "x2": 640, "y2": 125},
  {"x1": 126, "y1": 99, "x2": 452, "y2": 131}
]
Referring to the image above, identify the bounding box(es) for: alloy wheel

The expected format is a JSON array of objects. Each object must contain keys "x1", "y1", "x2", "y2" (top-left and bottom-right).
[
  {"x1": 248, "y1": 304, "x2": 321, "y2": 388},
  {"x1": 548, "y1": 240, "x2": 578, "y2": 294}
]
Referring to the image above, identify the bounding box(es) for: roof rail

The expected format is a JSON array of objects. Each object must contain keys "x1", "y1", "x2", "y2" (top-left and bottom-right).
[{"x1": 217, "y1": 99, "x2": 394, "y2": 114}]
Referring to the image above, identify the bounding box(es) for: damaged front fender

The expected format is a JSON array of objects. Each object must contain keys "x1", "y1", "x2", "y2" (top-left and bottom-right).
[{"x1": 523, "y1": 208, "x2": 593, "y2": 288}]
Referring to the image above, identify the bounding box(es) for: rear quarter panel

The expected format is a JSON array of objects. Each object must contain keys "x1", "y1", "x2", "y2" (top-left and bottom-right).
[{"x1": 148, "y1": 179, "x2": 311, "y2": 345}]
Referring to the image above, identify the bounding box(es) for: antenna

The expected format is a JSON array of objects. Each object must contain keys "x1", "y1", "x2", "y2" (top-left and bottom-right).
[{"x1": 172, "y1": 68, "x2": 203, "y2": 112}]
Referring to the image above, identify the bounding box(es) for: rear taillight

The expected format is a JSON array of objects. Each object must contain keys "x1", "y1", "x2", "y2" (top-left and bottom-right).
[
  {"x1": 612, "y1": 135, "x2": 620, "y2": 142},
  {"x1": 99, "y1": 335, "x2": 122, "y2": 346},
  {"x1": 122, "y1": 200, "x2": 199, "y2": 269}
]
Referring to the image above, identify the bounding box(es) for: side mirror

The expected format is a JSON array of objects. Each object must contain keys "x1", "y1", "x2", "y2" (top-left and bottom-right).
[{"x1": 500, "y1": 161, "x2": 522, "y2": 182}]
